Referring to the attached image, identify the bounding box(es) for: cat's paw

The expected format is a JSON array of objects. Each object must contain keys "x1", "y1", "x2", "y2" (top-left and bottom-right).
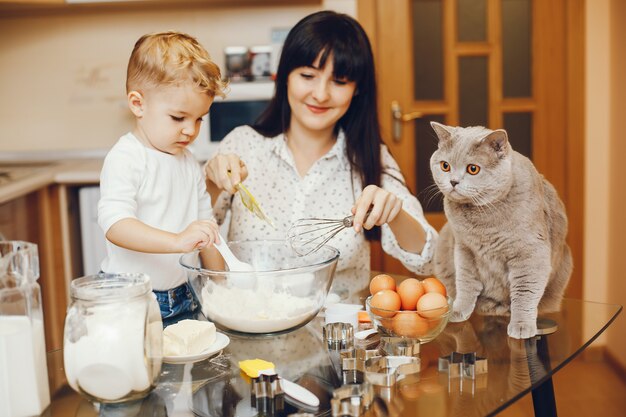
[
  {"x1": 507, "y1": 320, "x2": 537, "y2": 339},
  {"x1": 449, "y1": 309, "x2": 472, "y2": 323}
]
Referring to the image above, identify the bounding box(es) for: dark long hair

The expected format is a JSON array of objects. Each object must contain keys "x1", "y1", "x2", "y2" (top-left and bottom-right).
[{"x1": 254, "y1": 11, "x2": 383, "y2": 240}]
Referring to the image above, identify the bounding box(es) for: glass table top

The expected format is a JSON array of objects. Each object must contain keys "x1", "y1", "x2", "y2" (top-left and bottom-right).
[{"x1": 44, "y1": 274, "x2": 622, "y2": 417}]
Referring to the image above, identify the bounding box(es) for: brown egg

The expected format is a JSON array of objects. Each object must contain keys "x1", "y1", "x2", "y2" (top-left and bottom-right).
[
  {"x1": 397, "y1": 278, "x2": 425, "y2": 310},
  {"x1": 369, "y1": 274, "x2": 396, "y2": 295},
  {"x1": 392, "y1": 311, "x2": 429, "y2": 338},
  {"x1": 369, "y1": 289, "x2": 401, "y2": 318},
  {"x1": 416, "y1": 292, "x2": 448, "y2": 318},
  {"x1": 422, "y1": 277, "x2": 447, "y2": 296}
]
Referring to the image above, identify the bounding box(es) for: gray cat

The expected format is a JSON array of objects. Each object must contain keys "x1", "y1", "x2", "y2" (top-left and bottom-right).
[{"x1": 430, "y1": 122, "x2": 572, "y2": 339}]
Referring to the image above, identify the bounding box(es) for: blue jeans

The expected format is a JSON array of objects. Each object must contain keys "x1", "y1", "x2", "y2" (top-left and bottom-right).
[{"x1": 153, "y1": 283, "x2": 198, "y2": 327}]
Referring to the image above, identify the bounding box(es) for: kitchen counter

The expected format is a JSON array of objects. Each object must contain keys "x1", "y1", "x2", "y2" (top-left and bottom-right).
[
  {"x1": 0, "y1": 156, "x2": 105, "y2": 351},
  {"x1": 0, "y1": 159, "x2": 102, "y2": 205}
]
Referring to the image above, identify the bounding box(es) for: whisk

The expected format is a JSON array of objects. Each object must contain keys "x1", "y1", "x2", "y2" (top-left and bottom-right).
[{"x1": 287, "y1": 214, "x2": 358, "y2": 256}]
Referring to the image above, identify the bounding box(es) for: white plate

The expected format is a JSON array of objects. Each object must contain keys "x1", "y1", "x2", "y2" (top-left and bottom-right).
[{"x1": 163, "y1": 332, "x2": 230, "y2": 364}]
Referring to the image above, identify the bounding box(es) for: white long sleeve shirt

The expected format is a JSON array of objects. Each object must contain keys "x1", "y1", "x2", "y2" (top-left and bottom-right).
[
  {"x1": 211, "y1": 126, "x2": 437, "y2": 276},
  {"x1": 98, "y1": 132, "x2": 214, "y2": 290}
]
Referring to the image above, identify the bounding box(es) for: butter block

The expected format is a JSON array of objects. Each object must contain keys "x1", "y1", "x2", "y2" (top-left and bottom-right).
[
  {"x1": 239, "y1": 359, "x2": 275, "y2": 378},
  {"x1": 163, "y1": 320, "x2": 216, "y2": 356}
]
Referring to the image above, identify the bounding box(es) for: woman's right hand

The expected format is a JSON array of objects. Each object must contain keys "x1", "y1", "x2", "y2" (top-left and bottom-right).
[{"x1": 204, "y1": 153, "x2": 248, "y2": 194}]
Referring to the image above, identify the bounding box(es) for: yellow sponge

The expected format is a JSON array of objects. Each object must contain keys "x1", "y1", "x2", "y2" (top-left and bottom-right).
[{"x1": 239, "y1": 359, "x2": 275, "y2": 378}]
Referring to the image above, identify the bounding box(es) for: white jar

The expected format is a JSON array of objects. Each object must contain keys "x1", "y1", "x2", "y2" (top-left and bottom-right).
[
  {"x1": 63, "y1": 273, "x2": 162, "y2": 403},
  {"x1": 0, "y1": 241, "x2": 50, "y2": 417}
]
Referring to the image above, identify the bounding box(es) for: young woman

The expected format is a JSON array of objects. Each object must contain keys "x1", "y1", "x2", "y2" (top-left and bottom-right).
[{"x1": 204, "y1": 11, "x2": 437, "y2": 276}]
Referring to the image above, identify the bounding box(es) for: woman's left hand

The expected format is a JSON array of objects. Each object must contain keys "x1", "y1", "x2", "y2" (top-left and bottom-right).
[{"x1": 351, "y1": 185, "x2": 403, "y2": 232}]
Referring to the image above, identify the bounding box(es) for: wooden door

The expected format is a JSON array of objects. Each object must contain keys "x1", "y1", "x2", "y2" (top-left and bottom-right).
[{"x1": 359, "y1": 0, "x2": 583, "y2": 298}]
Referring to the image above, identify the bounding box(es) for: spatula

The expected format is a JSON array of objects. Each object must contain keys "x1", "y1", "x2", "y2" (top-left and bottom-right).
[{"x1": 213, "y1": 233, "x2": 255, "y2": 289}]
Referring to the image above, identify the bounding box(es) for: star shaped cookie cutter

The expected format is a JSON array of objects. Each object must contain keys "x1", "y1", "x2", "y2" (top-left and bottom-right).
[
  {"x1": 341, "y1": 347, "x2": 380, "y2": 384},
  {"x1": 438, "y1": 351, "x2": 488, "y2": 379}
]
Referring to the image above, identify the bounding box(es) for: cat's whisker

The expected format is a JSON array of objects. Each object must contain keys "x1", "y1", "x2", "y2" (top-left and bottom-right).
[
  {"x1": 477, "y1": 195, "x2": 500, "y2": 218},
  {"x1": 470, "y1": 194, "x2": 489, "y2": 217},
  {"x1": 470, "y1": 192, "x2": 492, "y2": 213},
  {"x1": 467, "y1": 187, "x2": 500, "y2": 215},
  {"x1": 421, "y1": 183, "x2": 444, "y2": 208},
  {"x1": 419, "y1": 184, "x2": 440, "y2": 207},
  {"x1": 420, "y1": 182, "x2": 441, "y2": 197},
  {"x1": 475, "y1": 190, "x2": 508, "y2": 216}
]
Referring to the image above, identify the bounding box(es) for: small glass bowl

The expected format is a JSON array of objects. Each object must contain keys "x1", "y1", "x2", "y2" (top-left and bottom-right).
[{"x1": 365, "y1": 295, "x2": 453, "y2": 343}]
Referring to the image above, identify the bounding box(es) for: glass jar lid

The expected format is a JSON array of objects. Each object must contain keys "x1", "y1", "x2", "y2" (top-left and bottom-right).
[
  {"x1": 70, "y1": 273, "x2": 151, "y2": 302},
  {"x1": 0, "y1": 241, "x2": 39, "y2": 289}
]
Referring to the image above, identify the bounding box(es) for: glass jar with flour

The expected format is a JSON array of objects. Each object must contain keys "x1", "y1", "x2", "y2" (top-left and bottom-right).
[
  {"x1": 63, "y1": 273, "x2": 163, "y2": 403},
  {"x1": 0, "y1": 241, "x2": 50, "y2": 417}
]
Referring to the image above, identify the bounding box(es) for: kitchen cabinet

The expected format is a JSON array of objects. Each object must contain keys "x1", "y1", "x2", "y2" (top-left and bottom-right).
[
  {"x1": 0, "y1": 0, "x2": 318, "y2": 8},
  {"x1": 0, "y1": 0, "x2": 61, "y2": 3},
  {"x1": 0, "y1": 0, "x2": 319, "y2": 22},
  {"x1": 0, "y1": 186, "x2": 77, "y2": 352},
  {"x1": 0, "y1": 192, "x2": 37, "y2": 242}
]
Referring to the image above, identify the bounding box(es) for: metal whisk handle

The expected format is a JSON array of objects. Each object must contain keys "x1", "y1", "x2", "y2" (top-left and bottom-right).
[
  {"x1": 342, "y1": 215, "x2": 355, "y2": 228},
  {"x1": 343, "y1": 208, "x2": 373, "y2": 228}
]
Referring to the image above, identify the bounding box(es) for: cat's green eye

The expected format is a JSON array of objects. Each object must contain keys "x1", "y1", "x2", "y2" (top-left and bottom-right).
[
  {"x1": 467, "y1": 164, "x2": 481, "y2": 175},
  {"x1": 440, "y1": 161, "x2": 450, "y2": 172}
]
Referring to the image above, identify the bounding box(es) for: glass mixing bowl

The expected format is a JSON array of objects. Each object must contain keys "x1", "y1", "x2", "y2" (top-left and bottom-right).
[{"x1": 180, "y1": 240, "x2": 339, "y2": 336}]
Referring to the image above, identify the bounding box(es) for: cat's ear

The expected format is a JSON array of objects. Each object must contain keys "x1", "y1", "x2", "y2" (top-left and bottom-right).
[
  {"x1": 430, "y1": 122, "x2": 454, "y2": 144},
  {"x1": 481, "y1": 129, "x2": 509, "y2": 159}
]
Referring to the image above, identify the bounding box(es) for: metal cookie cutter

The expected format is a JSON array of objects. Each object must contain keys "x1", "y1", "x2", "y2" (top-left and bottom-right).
[
  {"x1": 380, "y1": 336, "x2": 420, "y2": 357},
  {"x1": 323, "y1": 322, "x2": 354, "y2": 351},
  {"x1": 341, "y1": 346, "x2": 383, "y2": 364},
  {"x1": 341, "y1": 347, "x2": 380, "y2": 384},
  {"x1": 331, "y1": 383, "x2": 374, "y2": 417},
  {"x1": 438, "y1": 351, "x2": 488, "y2": 379},
  {"x1": 364, "y1": 356, "x2": 421, "y2": 387},
  {"x1": 251, "y1": 372, "x2": 285, "y2": 416}
]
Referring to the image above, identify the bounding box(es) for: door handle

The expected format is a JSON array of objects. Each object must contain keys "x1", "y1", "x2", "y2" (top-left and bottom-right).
[{"x1": 391, "y1": 100, "x2": 423, "y2": 142}]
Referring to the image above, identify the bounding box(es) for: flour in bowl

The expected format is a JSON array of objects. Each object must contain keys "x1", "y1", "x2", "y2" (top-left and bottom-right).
[{"x1": 200, "y1": 273, "x2": 321, "y2": 333}]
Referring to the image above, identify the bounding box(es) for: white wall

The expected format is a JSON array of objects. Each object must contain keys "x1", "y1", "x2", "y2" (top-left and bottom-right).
[
  {"x1": 584, "y1": 0, "x2": 611, "y2": 344},
  {"x1": 0, "y1": 3, "x2": 333, "y2": 154},
  {"x1": 606, "y1": 0, "x2": 626, "y2": 368},
  {"x1": 585, "y1": 0, "x2": 626, "y2": 365}
]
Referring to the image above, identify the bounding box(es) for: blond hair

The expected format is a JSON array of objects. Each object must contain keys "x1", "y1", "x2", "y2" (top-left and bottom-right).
[{"x1": 126, "y1": 31, "x2": 226, "y2": 98}]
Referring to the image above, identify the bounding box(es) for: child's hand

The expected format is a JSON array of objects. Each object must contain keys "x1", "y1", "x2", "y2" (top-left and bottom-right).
[
  {"x1": 204, "y1": 153, "x2": 248, "y2": 194},
  {"x1": 175, "y1": 220, "x2": 220, "y2": 252},
  {"x1": 351, "y1": 185, "x2": 403, "y2": 232}
]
